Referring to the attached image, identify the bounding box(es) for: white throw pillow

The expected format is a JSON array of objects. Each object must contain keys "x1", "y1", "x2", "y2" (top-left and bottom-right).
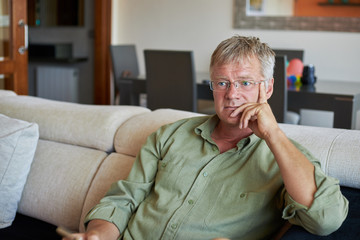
[{"x1": 0, "y1": 114, "x2": 39, "y2": 228}]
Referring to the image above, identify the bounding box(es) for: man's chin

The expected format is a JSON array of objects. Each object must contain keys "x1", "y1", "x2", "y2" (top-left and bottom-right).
[
  {"x1": 226, "y1": 112, "x2": 242, "y2": 124},
  {"x1": 229, "y1": 110, "x2": 242, "y2": 119},
  {"x1": 218, "y1": 109, "x2": 242, "y2": 123}
]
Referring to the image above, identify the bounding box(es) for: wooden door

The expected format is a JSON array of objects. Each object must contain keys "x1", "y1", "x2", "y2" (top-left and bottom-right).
[{"x1": 0, "y1": 0, "x2": 28, "y2": 95}]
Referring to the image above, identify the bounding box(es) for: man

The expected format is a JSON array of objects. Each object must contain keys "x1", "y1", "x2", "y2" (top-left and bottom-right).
[{"x1": 66, "y1": 36, "x2": 348, "y2": 240}]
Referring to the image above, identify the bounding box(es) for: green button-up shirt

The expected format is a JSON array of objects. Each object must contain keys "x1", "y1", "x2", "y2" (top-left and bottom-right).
[{"x1": 85, "y1": 115, "x2": 348, "y2": 240}]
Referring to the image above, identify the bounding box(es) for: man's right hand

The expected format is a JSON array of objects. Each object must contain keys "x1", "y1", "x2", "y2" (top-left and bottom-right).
[
  {"x1": 62, "y1": 219, "x2": 120, "y2": 240},
  {"x1": 61, "y1": 231, "x2": 99, "y2": 240}
]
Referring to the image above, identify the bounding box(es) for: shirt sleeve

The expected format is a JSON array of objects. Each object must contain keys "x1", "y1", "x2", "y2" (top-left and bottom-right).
[
  {"x1": 84, "y1": 129, "x2": 162, "y2": 234},
  {"x1": 281, "y1": 142, "x2": 349, "y2": 236}
]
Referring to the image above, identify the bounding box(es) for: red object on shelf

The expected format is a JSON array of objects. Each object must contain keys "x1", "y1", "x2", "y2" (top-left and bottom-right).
[{"x1": 287, "y1": 58, "x2": 304, "y2": 77}]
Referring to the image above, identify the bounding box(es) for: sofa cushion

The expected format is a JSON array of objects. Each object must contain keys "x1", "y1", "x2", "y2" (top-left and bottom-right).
[
  {"x1": 0, "y1": 114, "x2": 39, "y2": 228},
  {"x1": 0, "y1": 95, "x2": 150, "y2": 152},
  {"x1": 17, "y1": 139, "x2": 108, "y2": 231},
  {"x1": 114, "y1": 109, "x2": 203, "y2": 157}
]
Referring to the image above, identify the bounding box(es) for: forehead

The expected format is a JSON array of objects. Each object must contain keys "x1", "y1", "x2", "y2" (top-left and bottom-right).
[{"x1": 211, "y1": 57, "x2": 262, "y2": 80}]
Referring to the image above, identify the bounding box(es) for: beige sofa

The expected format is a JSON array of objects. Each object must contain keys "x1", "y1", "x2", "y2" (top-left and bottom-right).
[{"x1": 0, "y1": 90, "x2": 359, "y2": 239}]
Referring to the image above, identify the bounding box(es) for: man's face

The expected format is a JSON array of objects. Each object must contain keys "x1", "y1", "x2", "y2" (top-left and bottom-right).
[{"x1": 211, "y1": 57, "x2": 273, "y2": 127}]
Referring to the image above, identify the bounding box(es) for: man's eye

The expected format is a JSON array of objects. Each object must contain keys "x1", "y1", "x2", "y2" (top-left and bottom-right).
[
  {"x1": 217, "y1": 81, "x2": 228, "y2": 87},
  {"x1": 240, "y1": 81, "x2": 251, "y2": 87}
]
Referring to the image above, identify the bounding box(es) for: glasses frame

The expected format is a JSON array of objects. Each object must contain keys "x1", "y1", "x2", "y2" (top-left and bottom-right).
[{"x1": 209, "y1": 79, "x2": 269, "y2": 92}]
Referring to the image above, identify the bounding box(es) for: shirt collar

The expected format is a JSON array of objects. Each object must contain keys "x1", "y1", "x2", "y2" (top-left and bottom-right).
[{"x1": 194, "y1": 114, "x2": 219, "y2": 140}]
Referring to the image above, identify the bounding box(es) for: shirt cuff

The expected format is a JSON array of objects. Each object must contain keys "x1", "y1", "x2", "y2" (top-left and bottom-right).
[
  {"x1": 282, "y1": 193, "x2": 308, "y2": 220},
  {"x1": 84, "y1": 204, "x2": 128, "y2": 236}
]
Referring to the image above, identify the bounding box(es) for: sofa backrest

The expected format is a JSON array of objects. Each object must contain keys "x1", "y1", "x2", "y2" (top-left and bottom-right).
[
  {"x1": 114, "y1": 108, "x2": 204, "y2": 157},
  {"x1": 0, "y1": 95, "x2": 150, "y2": 152},
  {"x1": 280, "y1": 124, "x2": 360, "y2": 189}
]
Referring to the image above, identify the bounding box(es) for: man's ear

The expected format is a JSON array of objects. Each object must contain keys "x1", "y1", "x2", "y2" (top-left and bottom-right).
[{"x1": 266, "y1": 78, "x2": 274, "y2": 100}]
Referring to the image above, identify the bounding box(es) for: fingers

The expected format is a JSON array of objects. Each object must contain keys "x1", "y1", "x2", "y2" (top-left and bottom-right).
[
  {"x1": 61, "y1": 233, "x2": 99, "y2": 240},
  {"x1": 229, "y1": 102, "x2": 257, "y2": 128},
  {"x1": 238, "y1": 82, "x2": 267, "y2": 128},
  {"x1": 71, "y1": 235, "x2": 83, "y2": 240},
  {"x1": 61, "y1": 234, "x2": 83, "y2": 240},
  {"x1": 57, "y1": 227, "x2": 83, "y2": 240},
  {"x1": 258, "y1": 81, "x2": 267, "y2": 104},
  {"x1": 86, "y1": 230, "x2": 101, "y2": 240},
  {"x1": 229, "y1": 82, "x2": 269, "y2": 129},
  {"x1": 239, "y1": 103, "x2": 259, "y2": 129}
]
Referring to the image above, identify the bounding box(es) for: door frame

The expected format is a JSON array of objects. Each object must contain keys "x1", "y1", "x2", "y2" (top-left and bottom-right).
[
  {"x1": 93, "y1": 0, "x2": 112, "y2": 104},
  {"x1": 0, "y1": 0, "x2": 28, "y2": 95},
  {"x1": 1, "y1": 0, "x2": 111, "y2": 101}
]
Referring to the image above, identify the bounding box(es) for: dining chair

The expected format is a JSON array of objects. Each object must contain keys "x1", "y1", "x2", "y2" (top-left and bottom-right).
[
  {"x1": 273, "y1": 49, "x2": 303, "y2": 124},
  {"x1": 273, "y1": 49, "x2": 304, "y2": 61},
  {"x1": 268, "y1": 55, "x2": 287, "y2": 123},
  {"x1": 268, "y1": 55, "x2": 300, "y2": 124},
  {"x1": 110, "y1": 44, "x2": 140, "y2": 105},
  {"x1": 144, "y1": 50, "x2": 197, "y2": 112}
]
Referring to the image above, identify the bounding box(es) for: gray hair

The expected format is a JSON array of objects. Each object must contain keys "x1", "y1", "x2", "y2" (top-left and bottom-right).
[{"x1": 210, "y1": 35, "x2": 275, "y2": 81}]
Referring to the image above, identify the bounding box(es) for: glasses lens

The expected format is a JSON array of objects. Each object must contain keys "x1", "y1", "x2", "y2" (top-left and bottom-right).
[{"x1": 210, "y1": 81, "x2": 228, "y2": 91}]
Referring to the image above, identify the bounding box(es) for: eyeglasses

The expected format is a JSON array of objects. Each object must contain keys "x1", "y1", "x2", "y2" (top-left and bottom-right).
[{"x1": 209, "y1": 79, "x2": 268, "y2": 92}]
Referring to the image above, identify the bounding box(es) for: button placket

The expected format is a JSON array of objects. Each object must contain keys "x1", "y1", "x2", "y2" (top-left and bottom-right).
[
  {"x1": 162, "y1": 167, "x2": 212, "y2": 238},
  {"x1": 161, "y1": 153, "x2": 228, "y2": 239}
]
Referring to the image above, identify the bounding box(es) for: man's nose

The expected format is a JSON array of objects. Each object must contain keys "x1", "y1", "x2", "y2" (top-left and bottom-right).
[{"x1": 226, "y1": 82, "x2": 239, "y2": 97}]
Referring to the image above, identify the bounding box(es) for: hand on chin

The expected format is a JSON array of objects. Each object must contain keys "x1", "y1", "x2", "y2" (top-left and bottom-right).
[{"x1": 226, "y1": 108, "x2": 242, "y2": 124}]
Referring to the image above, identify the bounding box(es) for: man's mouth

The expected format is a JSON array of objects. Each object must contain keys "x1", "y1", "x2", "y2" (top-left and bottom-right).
[
  {"x1": 224, "y1": 106, "x2": 241, "y2": 117},
  {"x1": 225, "y1": 106, "x2": 240, "y2": 111}
]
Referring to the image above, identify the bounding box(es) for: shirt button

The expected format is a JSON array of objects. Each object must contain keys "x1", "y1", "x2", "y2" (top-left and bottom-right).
[
  {"x1": 171, "y1": 223, "x2": 177, "y2": 229},
  {"x1": 240, "y1": 193, "x2": 246, "y2": 198},
  {"x1": 161, "y1": 163, "x2": 166, "y2": 168},
  {"x1": 212, "y1": 146, "x2": 217, "y2": 151},
  {"x1": 188, "y1": 199, "x2": 194, "y2": 205},
  {"x1": 203, "y1": 172, "x2": 208, "y2": 177}
]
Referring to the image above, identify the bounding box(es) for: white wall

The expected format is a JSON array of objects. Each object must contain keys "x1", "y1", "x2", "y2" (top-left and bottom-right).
[{"x1": 111, "y1": 0, "x2": 360, "y2": 83}]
